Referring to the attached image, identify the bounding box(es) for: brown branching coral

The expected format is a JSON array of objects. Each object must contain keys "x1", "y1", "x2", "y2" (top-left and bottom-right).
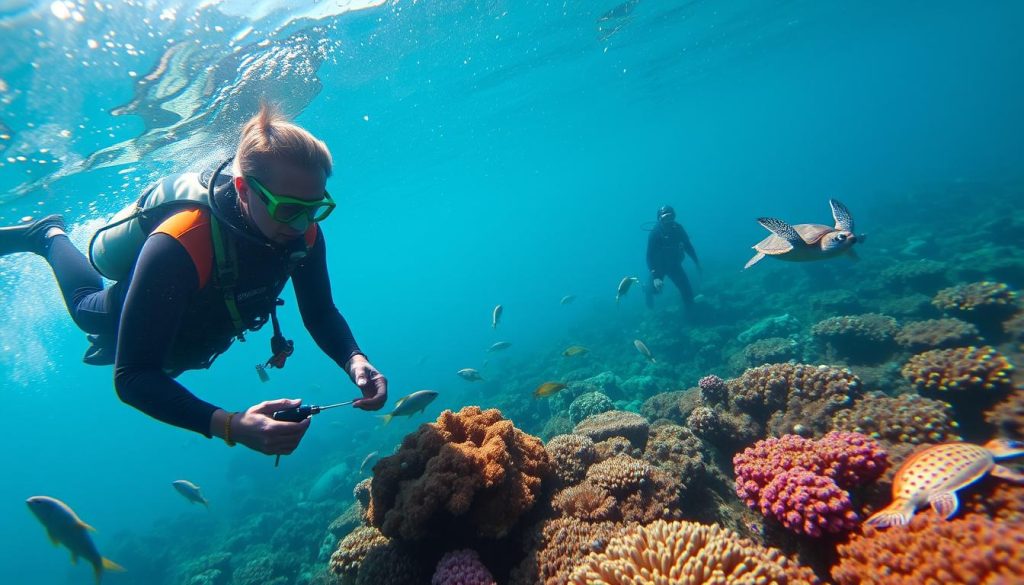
[
  {"x1": 811, "y1": 313, "x2": 899, "y2": 363},
  {"x1": 833, "y1": 513, "x2": 1024, "y2": 584},
  {"x1": 567, "y1": 520, "x2": 819, "y2": 584},
  {"x1": 895, "y1": 318, "x2": 980, "y2": 351},
  {"x1": 551, "y1": 483, "x2": 617, "y2": 522},
  {"x1": 585, "y1": 455, "x2": 651, "y2": 495},
  {"x1": 368, "y1": 406, "x2": 550, "y2": 540},
  {"x1": 545, "y1": 434, "x2": 597, "y2": 486},
  {"x1": 901, "y1": 346, "x2": 1014, "y2": 397}
]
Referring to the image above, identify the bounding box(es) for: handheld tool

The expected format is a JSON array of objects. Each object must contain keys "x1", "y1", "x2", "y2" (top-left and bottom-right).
[{"x1": 271, "y1": 400, "x2": 355, "y2": 466}]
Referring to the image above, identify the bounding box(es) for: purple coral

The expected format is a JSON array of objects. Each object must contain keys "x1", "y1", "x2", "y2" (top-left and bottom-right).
[
  {"x1": 431, "y1": 549, "x2": 496, "y2": 585},
  {"x1": 733, "y1": 432, "x2": 887, "y2": 537}
]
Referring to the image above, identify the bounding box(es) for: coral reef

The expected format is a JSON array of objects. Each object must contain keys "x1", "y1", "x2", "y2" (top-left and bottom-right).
[
  {"x1": 328, "y1": 526, "x2": 390, "y2": 584},
  {"x1": 831, "y1": 392, "x2": 960, "y2": 464},
  {"x1": 880, "y1": 259, "x2": 948, "y2": 292},
  {"x1": 509, "y1": 518, "x2": 628, "y2": 585},
  {"x1": 698, "y1": 374, "x2": 729, "y2": 405},
  {"x1": 932, "y1": 281, "x2": 1019, "y2": 337},
  {"x1": 811, "y1": 313, "x2": 899, "y2": 363},
  {"x1": 641, "y1": 423, "x2": 707, "y2": 492},
  {"x1": 567, "y1": 520, "x2": 819, "y2": 584},
  {"x1": 742, "y1": 336, "x2": 800, "y2": 366},
  {"x1": 639, "y1": 388, "x2": 697, "y2": 424},
  {"x1": 833, "y1": 513, "x2": 1024, "y2": 584},
  {"x1": 551, "y1": 482, "x2": 617, "y2": 521},
  {"x1": 431, "y1": 549, "x2": 496, "y2": 585},
  {"x1": 738, "y1": 313, "x2": 801, "y2": 344},
  {"x1": 985, "y1": 388, "x2": 1024, "y2": 440},
  {"x1": 545, "y1": 434, "x2": 597, "y2": 486},
  {"x1": 733, "y1": 432, "x2": 887, "y2": 536},
  {"x1": 368, "y1": 406, "x2": 550, "y2": 540},
  {"x1": 567, "y1": 391, "x2": 614, "y2": 425},
  {"x1": 901, "y1": 346, "x2": 1014, "y2": 398},
  {"x1": 572, "y1": 410, "x2": 650, "y2": 450},
  {"x1": 895, "y1": 318, "x2": 980, "y2": 350}
]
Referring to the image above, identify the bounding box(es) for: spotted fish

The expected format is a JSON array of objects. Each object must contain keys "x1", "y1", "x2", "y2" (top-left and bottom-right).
[{"x1": 865, "y1": 439, "x2": 1024, "y2": 528}]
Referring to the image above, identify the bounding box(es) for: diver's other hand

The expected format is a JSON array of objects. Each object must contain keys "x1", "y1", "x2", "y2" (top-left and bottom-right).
[
  {"x1": 346, "y1": 354, "x2": 388, "y2": 411},
  {"x1": 234, "y1": 399, "x2": 311, "y2": 455},
  {"x1": 652, "y1": 278, "x2": 663, "y2": 293}
]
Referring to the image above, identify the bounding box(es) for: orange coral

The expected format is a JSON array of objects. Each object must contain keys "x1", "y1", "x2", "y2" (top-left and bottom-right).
[
  {"x1": 508, "y1": 518, "x2": 630, "y2": 585},
  {"x1": 567, "y1": 520, "x2": 819, "y2": 584},
  {"x1": 833, "y1": 513, "x2": 1024, "y2": 584},
  {"x1": 368, "y1": 406, "x2": 550, "y2": 540}
]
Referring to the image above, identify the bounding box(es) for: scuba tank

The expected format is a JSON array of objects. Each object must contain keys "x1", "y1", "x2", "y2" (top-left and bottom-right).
[{"x1": 88, "y1": 171, "x2": 225, "y2": 281}]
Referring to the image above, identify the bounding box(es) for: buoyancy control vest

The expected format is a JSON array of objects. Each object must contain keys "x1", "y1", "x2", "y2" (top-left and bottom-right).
[{"x1": 86, "y1": 161, "x2": 304, "y2": 378}]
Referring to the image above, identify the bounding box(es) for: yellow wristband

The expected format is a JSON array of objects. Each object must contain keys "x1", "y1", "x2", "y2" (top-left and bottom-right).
[{"x1": 224, "y1": 412, "x2": 237, "y2": 447}]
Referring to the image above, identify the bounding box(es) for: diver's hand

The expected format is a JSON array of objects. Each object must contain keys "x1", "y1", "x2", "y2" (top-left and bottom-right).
[
  {"x1": 233, "y1": 399, "x2": 311, "y2": 455},
  {"x1": 346, "y1": 354, "x2": 388, "y2": 411},
  {"x1": 652, "y1": 278, "x2": 663, "y2": 293}
]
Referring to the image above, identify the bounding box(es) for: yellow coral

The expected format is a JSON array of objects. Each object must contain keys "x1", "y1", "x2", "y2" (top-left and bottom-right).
[{"x1": 568, "y1": 520, "x2": 818, "y2": 584}]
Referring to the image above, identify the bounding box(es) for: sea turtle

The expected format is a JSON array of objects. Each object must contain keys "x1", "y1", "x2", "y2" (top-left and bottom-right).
[
  {"x1": 744, "y1": 199, "x2": 862, "y2": 269},
  {"x1": 864, "y1": 438, "x2": 1024, "y2": 528}
]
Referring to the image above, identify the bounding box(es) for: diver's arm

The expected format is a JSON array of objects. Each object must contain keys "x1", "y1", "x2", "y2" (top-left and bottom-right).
[
  {"x1": 680, "y1": 227, "x2": 700, "y2": 270},
  {"x1": 646, "y1": 226, "x2": 663, "y2": 278},
  {"x1": 113, "y1": 234, "x2": 221, "y2": 436},
  {"x1": 291, "y1": 228, "x2": 362, "y2": 368}
]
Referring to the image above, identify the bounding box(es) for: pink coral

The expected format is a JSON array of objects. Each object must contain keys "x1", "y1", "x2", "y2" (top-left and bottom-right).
[
  {"x1": 761, "y1": 468, "x2": 858, "y2": 537},
  {"x1": 432, "y1": 549, "x2": 496, "y2": 585},
  {"x1": 733, "y1": 432, "x2": 887, "y2": 537}
]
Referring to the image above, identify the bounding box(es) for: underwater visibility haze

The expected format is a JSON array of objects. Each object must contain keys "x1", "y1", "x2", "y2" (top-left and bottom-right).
[{"x1": 1, "y1": 0, "x2": 1023, "y2": 583}]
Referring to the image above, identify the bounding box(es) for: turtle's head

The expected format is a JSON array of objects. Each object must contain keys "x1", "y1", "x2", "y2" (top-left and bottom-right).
[{"x1": 821, "y1": 230, "x2": 857, "y2": 252}]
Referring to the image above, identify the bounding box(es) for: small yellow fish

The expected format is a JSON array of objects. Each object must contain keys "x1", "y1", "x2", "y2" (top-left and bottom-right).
[
  {"x1": 615, "y1": 277, "x2": 639, "y2": 304},
  {"x1": 492, "y1": 304, "x2": 503, "y2": 328},
  {"x1": 634, "y1": 339, "x2": 655, "y2": 362},
  {"x1": 26, "y1": 496, "x2": 125, "y2": 583},
  {"x1": 562, "y1": 345, "x2": 589, "y2": 357},
  {"x1": 533, "y1": 381, "x2": 567, "y2": 398},
  {"x1": 560, "y1": 295, "x2": 576, "y2": 305}
]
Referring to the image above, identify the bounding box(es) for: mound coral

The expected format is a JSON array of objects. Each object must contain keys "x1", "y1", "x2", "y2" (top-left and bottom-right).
[
  {"x1": 742, "y1": 337, "x2": 800, "y2": 366},
  {"x1": 509, "y1": 518, "x2": 629, "y2": 585},
  {"x1": 932, "y1": 281, "x2": 1019, "y2": 336},
  {"x1": 733, "y1": 432, "x2": 887, "y2": 536},
  {"x1": 431, "y1": 550, "x2": 496, "y2": 585},
  {"x1": 833, "y1": 513, "x2": 1024, "y2": 584},
  {"x1": 641, "y1": 423, "x2": 707, "y2": 492},
  {"x1": 811, "y1": 313, "x2": 899, "y2": 363},
  {"x1": 368, "y1": 406, "x2": 550, "y2": 540},
  {"x1": 986, "y1": 388, "x2": 1024, "y2": 440},
  {"x1": 698, "y1": 374, "x2": 729, "y2": 404},
  {"x1": 567, "y1": 520, "x2": 819, "y2": 584},
  {"x1": 895, "y1": 318, "x2": 980, "y2": 350},
  {"x1": 329, "y1": 526, "x2": 391, "y2": 584},
  {"x1": 567, "y1": 392, "x2": 614, "y2": 425},
  {"x1": 901, "y1": 346, "x2": 1014, "y2": 398},
  {"x1": 831, "y1": 392, "x2": 960, "y2": 451},
  {"x1": 545, "y1": 434, "x2": 597, "y2": 486},
  {"x1": 639, "y1": 388, "x2": 698, "y2": 424},
  {"x1": 880, "y1": 259, "x2": 948, "y2": 292},
  {"x1": 573, "y1": 410, "x2": 650, "y2": 450}
]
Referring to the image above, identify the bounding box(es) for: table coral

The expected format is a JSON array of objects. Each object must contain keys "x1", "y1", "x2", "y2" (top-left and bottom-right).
[
  {"x1": 572, "y1": 410, "x2": 650, "y2": 450},
  {"x1": 811, "y1": 313, "x2": 899, "y2": 363},
  {"x1": 895, "y1": 318, "x2": 980, "y2": 350}
]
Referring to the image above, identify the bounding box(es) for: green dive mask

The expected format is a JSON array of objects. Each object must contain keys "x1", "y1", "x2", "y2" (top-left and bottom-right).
[{"x1": 245, "y1": 176, "x2": 336, "y2": 224}]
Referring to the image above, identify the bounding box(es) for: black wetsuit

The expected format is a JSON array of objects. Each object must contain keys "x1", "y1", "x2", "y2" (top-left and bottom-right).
[
  {"x1": 42, "y1": 177, "x2": 361, "y2": 436},
  {"x1": 645, "y1": 220, "x2": 699, "y2": 309}
]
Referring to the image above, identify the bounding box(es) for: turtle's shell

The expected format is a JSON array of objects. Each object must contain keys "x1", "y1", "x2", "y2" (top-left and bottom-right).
[{"x1": 755, "y1": 223, "x2": 835, "y2": 255}]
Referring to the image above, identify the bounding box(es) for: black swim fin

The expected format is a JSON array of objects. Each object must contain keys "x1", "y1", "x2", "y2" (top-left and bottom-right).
[{"x1": 0, "y1": 214, "x2": 65, "y2": 256}]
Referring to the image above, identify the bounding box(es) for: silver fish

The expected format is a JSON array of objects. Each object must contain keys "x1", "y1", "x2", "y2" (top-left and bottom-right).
[
  {"x1": 457, "y1": 368, "x2": 485, "y2": 382},
  {"x1": 359, "y1": 451, "x2": 379, "y2": 474},
  {"x1": 616, "y1": 277, "x2": 639, "y2": 304},
  {"x1": 172, "y1": 480, "x2": 208, "y2": 507},
  {"x1": 634, "y1": 339, "x2": 655, "y2": 363},
  {"x1": 560, "y1": 295, "x2": 576, "y2": 305},
  {"x1": 492, "y1": 304, "x2": 503, "y2": 329},
  {"x1": 487, "y1": 341, "x2": 512, "y2": 352},
  {"x1": 381, "y1": 390, "x2": 439, "y2": 425}
]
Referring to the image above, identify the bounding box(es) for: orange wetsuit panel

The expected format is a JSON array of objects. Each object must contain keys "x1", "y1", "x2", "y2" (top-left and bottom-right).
[{"x1": 152, "y1": 208, "x2": 213, "y2": 289}]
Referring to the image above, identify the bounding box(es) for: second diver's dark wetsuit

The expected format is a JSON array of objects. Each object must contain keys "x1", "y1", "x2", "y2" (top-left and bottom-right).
[
  {"x1": 645, "y1": 220, "x2": 699, "y2": 310},
  {"x1": 43, "y1": 174, "x2": 361, "y2": 436}
]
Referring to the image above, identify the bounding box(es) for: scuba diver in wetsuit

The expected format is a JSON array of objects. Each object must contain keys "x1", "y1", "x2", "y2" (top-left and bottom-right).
[
  {"x1": 0, "y1": 104, "x2": 387, "y2": 456},
  {"x1": 646, "y1": 204, "x2": 701, "y2": 311}
]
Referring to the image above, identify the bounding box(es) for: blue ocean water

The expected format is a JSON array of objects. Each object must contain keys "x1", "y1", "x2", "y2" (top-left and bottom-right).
[{"x1": 1, "y1": 1, "x2": 1022, "y2": 583}]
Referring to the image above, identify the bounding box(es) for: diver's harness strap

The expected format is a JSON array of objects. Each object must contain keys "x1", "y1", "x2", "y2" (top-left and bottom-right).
[{"x1": 207, "y1": 159, "x2": 299, "y2": 381}]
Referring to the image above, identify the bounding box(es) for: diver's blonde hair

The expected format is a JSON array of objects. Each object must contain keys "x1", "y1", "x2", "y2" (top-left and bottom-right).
[{"x1": 235, "y1": 102, "x2": 333, "y2": 180}]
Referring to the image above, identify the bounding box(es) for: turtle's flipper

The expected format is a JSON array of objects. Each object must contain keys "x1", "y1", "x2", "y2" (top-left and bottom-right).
[
  {"x1": 928, "y1": 491, "x2": 959, "y2": 520},
  {"x1": 990, "y1": 464, "x2": 1024, "y2": 483},
  {"x1": 744, "y1": 252, "x2": 766, "y2": 269},
  {"x1": 830, "y1": 199, "x2": 854, "y2": 231},
  {"x1": 757, "y1": 217, "x2": 802, "y2": 245}
]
